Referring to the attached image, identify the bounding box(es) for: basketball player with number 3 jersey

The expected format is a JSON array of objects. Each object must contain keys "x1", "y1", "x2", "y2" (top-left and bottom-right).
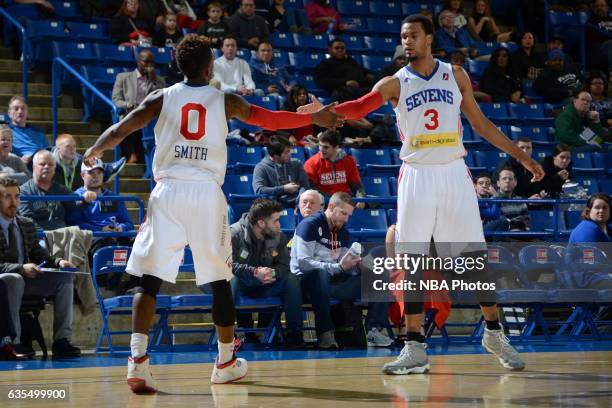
[
  {"x1": 84, "y1": 35, "x2": 342, "y2": 393},
  {"x1": 299, "y1": 15, "x2": 545, "y2": 375}
]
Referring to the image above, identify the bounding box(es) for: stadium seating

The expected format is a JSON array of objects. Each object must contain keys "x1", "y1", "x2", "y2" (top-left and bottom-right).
[
  {"x1": 292, "y1": 34, "x2": 328, "y2": 50},
  {"x1": 227, "y1": 146, "x2": 263, "y2": 173},
  {"x1": 369, "y1": 1, "x2": 402, "y2": 17},
  {"x1": 363, "y1": 36, "x2": 396, "y2": 54},
  {"x1": 361, "y1": 176, "x2": 391, "y2": 197}
]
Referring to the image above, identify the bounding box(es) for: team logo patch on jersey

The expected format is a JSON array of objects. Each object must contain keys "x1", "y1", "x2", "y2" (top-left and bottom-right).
[
  {"x1": 408, "y1": 132, "x2": 460, "y2": 150},
  {"x1": 443, "y1": 73, "x2": 449, "y2": 80}
]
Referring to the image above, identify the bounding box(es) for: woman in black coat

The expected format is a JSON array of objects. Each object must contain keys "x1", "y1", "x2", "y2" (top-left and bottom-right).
[
  {"x1": 538, "y1": 143, "x2": 573, "y2": 198},
  {"x1": 479, "y1": 47, "x2": 521, "y2": 102}
]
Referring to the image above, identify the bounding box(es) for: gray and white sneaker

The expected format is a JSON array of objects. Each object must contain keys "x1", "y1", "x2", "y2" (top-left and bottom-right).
[
  {"x1": 482, "y1": 327, "x2": 525, "y2": 371},
  {"x1": 318, "y1": 330, "x2": 339, "y2": 349},
  {"x1": 366, "y1": 328, "x2": 393, "y2": 347},
  {"x1": 382, "y1": 341, "x2": 429, "y2": 375}
]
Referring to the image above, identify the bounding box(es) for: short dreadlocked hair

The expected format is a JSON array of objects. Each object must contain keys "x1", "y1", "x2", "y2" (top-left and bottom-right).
[{"x1": 175, "y1": 34, "x2": 213, "y2": 80}]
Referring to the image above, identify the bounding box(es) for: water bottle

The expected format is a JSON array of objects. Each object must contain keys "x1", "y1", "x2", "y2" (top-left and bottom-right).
[{"x1": 349, "y1": 242, "x2": 362, "y2": 258}]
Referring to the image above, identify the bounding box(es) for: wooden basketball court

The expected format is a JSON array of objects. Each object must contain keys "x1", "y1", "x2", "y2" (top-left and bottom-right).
[{"x1": 1, "y1": 346, "x2": 610, "y2": 407}]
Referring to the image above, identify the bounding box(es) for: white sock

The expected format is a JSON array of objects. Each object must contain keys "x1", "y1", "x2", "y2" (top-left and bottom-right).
[
  {"x1": 217, "y1": 340, "x2": 234, "y2": 365},
  {"x1": 130, "y1": 333, "x2": 148, "y2": 359}
]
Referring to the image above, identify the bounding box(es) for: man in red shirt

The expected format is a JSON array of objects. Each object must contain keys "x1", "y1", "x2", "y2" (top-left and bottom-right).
[{"x1": 304, "y1": 130, "x2": 365, "y2": 208}]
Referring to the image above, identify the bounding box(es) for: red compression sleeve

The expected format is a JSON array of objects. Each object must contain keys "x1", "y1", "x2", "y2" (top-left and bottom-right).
[
  {"x1": 335, "y1": 90, "x2": 384, "y2": 120},
  {"x1": 245, "y1": 105, "x2": 311, "y2": 131}
]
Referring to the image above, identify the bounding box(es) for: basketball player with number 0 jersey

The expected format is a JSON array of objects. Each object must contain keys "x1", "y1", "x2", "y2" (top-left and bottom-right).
[
  {"x1": 84, "y1": 35, "x2": 342, "y2": 393},
  {"x1": 299, "y1": 15, "x2": 545, "y2": 374}
]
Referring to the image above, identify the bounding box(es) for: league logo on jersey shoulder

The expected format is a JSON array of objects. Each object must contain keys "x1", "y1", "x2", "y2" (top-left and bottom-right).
[{"x1": 442, "y1": 73, "x2": 449, "y2": 80}]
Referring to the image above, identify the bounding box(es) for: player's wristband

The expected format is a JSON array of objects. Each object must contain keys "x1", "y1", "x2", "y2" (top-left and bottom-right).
[
  {"x1": 245, "y1": 105, "x2": 311, "y2": 131},
  {"x1": 335, "y1": 90, "x2": 384, "y2": 120}
]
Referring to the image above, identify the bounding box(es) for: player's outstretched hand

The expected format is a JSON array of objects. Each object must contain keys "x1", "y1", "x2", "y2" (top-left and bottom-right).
[
  {"x1": 311, "y1": 102, "x2": 345, "y2": 129},
  {"x1": 83, "y1": 147, "x2": 102, "y2": 168},
  {"x1": 522, "y1": 158, "x2": 545, "y2": 182},
  {"x1": 296, "y1": 95, "x2": 324, "y2": 114}
]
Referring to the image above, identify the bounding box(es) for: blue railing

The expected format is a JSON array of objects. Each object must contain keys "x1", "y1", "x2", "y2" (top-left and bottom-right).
[
  {"x1": 52, "y1": 57, "x2": 121, "y2": 193},
  {"x1": 20, "y1": 194, "x2": 145, "y2": 238},
  {"x1": 0, "y1": 8, "x2": 29, "y2": 99}
]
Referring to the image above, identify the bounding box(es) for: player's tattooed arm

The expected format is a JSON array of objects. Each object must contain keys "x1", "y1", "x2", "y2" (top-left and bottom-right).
[
  {"x1": 454, "y1": 66, "x2": 544, "y2": 182},
  {"x1": 84, "y1": 90, "x2": 163, "y2": 165}
]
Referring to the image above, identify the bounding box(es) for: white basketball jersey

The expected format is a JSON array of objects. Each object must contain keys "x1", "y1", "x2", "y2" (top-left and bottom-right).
[
  {"x1": 153, "y1": 83, "x2": 228, "y2": 184},
  {"x1": 394, "y1": 60, "x2": 466, "y2": 164}
]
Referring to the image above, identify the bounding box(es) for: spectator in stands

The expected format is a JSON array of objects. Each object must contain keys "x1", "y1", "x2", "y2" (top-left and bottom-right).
[
  {"x1": 212, "y1": 36, "x2": 256, "y2": 95},
  {"x1": 569, "y1": 193, "x2": 611, "y2": 243},
  {"x1": 52, "y1": 134, "x2": 82, "y2": 192},
  {"x1": 164, "y1": 0, "x2": 202, "y2": 30},
  {"x1": 511, "y1": 31, "x2": 545, "y2": 81},
  {"x1": 495, "y1": 167, "x2": 531, "y2": 231},
  {"x1": 304, "y1": 0, "x2": 347, "y2": 34},
  {"x1": 534, "y1": 49, "x2": 581, "y2": 104},
  {"x1": 443, "y1": 0, "x2": 469, "y2": 30},
  {"x1": 586, "y1": 0, "x2": 612, "y2": 72},
  {"x1": 6, "y1": 96, "x2": 48, "y2": 166},
  {"x1": 0, "y1": 177, "x2": 80, "y2": 359},
  {"x1": 250, "y1": 41, "x2": 293, "y2": 96},
  {"x1": 226, "y1": 0, "x2": 270, "y2": 50},
  {"x1": 379, "y1": 48, "x2": 408, "y2": 80},
  {"x1": 266, "y1": 0, "x2": 307, "y2": 33},
  {"x1": 314, "y1": 39, "x2": 374, "y2": 97},
  {"x1": 282, "y1": 85, "x2": 319, "y2": 147},
  {"x1": 539, "y1": 143, "x2": 573, "y2": 198},
  {"x1": 303, "y1": 130, "x2": 366, "y2": 207},
  {"x1": 0, "y1": 126, "x2": 30, "y2": 185},
  {"x1": 434, "y1": 10, "x2": 477, "y2": 60},
  {"x1": 112, "y1": 49, "x2": 165, "y2": 163},
  {"x1": 554, "y1": 90, "x2": 612, "y2": 150},
  {"x1": 475, "y1": 172, "x2": 507, "y2": 231},
  {"x1": 19, "y1": 151, "x2": 91, "y2": 231},
  {"x1": 109, "y1": 0, "x2": 155, "y2": 45},
  {"x1": 588, "y1": 71, "x2": 612, "y2": 130},
  {"x1": 297, "y1": 189, "x2": 324, "y2": 218},
  {"x1": 229, "y1": 198, "x2": 304, "y2": 347},
  {"x1": 480, "y1": 47, "x2": 521, "y2": 102},
  {"x1": 496, "y1": 138, "x2": 541, "y2": 198},
  {"x1": 252, "y1": 136, "x2": 310, "y2": 206},
  {"x1": 449, "y1": 51, "x2": 491, "y2": 101},
  {"x1": 290, "y1": 192, "x2": 392, "y2": 348},
  {"x1": 196, "y1": 1, "x2": 229, "y2": 48},
  {"x1": 153, "y1": 11, "x2": 183, "y2": 47},
  {"x1": 467, "y1": 0, "x2": 513, "y2": 42},
  {"x1": 547, "y1": 34, "x2": 580, "y2": 75}
]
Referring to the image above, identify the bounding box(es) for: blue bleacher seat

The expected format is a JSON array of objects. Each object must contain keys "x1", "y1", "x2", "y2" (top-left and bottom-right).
[
  {"x1": 222, "y1": 174, "x2": 255, "y2": 196},
  {"x1": 70, "y1": 22, "x2": 108, "y2": 41},
  {"x1": 474, "y1": 150, "x2": 509, "y2": 172},
  {"x1": 94, "y1": 43, "x2": 135, "y2": 65},
  {"x1": 228, "y1": 119, "x2": 262, "y2": 135},
  {"x1": 244, "y1": 95, "x2": 278, "y2": 110},
  {"x1": 388, "y1": 176, "x2": 398, "y2": 196},
  {"x1": 350, "y1": 148, "x2": 392, "y2": 167},
  {"x1": 345, "y1": 17, "x2": 368, "y2": 33},
  {"x1": 341, "y1": 35, "x2": 366, "y2": 52},
  {"x1": 571, "y1": 152, "x2": 604, "y2": 175},
  {"x1": 346, "y1": 209, "x2": 388, "y2": 232},
  {"x1": 292, "y1": 34, "x2": 328, "y2": 50},
  {"x1": 235, "y1": 48, "x2": 252, "y2": 62},
  {"x1": 574, "y1": 176, "x2": 600, "y2": 195},
  {"x1": 387, "y1": 208, "x2": 397, "y2": 224},
  {"x1": 290, "y1": 146, "x2": 306, "y2": 162},
  {"x1": 474, "y1": 41, "x2": 499, "y2": 56},
  {"x1": 27, "y1": 20, "x2": 68, "y2": 39},
  {"x1": 519, "y1": 126, "x2": 553, "y2": 145},
  {"x1": 362, "y1": 176, "x2": 391, "y2": 197},
  {"x1": 289, "y1": 52, "x2": 325, "y2": 70},
  {"x1": 600, "y1": 177, "x2": 612, "y2": 193},
  {"x1": 227, "y1": 146, "x2": 263, "y2": 172},
  {"x1": 479, "y1": 102, "x2": 511, "y2": 120},
  {"x1": 81, "y1": 65, "x2": 124, "y2": 87},
  {"x1": 363, "y1": 36, "x2": 397, "y2": 54},
  {"x1": 361, "y1": 55, "x2": 393, "y2": 72},
  {"x1": 366, "y1": 18, "x2": 398, "y2": 34},
  {"x1": 369, "y1": 1, "x2": 401, "y2": 17},
  {"x1": 565, "y1": 211, "x2": 582, "y2": 229},
  {"x1": 509, "y1": 103, "x2": 546, "y2": 120},
  {"x1": 279, "y1": 209, "x2": 297, "y2": 233},
  {"x1": 517, "y1": 244, "x2": 566, "y2": 290},
  {"x1": 468, "y1": 59, "x2": 488, "y2": 81},
  {"x1": 337, "y1": 0, "x2": 369, "y2": 15},
  {"x1": 305, "y1": 146, "x2": 319, "y2": 158},
  {"x1": 486, "y1": 245, "x2": 521, "y2": 289},
  {"x1": 51, "y1": 1, "x2": 78, "y2": 17},
  {"x1": 564, "y1": 244, "x2": 611, "y2": 289},
  {"x1": 52, "y1": 41, "x2": 97, "y2": 72},
  {"x1": 270, "y1": 32, "x2": 293, "y2": 48},
  {"x1": 592, "y1": 152, "x2": 612, "y2": 173},
  {"x1": 273, "y1": 49, "x2": 289, "y2": 66},
  {"x1": 548, "y1": 11, "x2": 589, "y2": 27},
  {"x1": 530, "y1": 210, "x2": 565, "y2": 232},
  {"x1": 532, "y1": 148, "x2": 549, "y2": 161},
  {"x1": 401, "y1": 3, "x2": 433, "y2": 15}
]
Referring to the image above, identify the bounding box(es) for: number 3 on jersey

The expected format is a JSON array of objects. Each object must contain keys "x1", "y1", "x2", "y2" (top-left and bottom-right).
[
  {"x1": 424, "y1": 108, "x2": 439, "y2": 130},
  {"x1": 180, "y1": 103, "x2": 207, "y2": 141}
]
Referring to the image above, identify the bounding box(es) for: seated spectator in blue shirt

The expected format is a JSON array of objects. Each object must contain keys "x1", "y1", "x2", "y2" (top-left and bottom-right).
[
  {"x1": 474, "y1": 172, "x2": 506, "y2": 231},
  {"x1": 249, "y1": 41, "x2": 293, "y2": 96},
  {"x1": 6, "y1": 96, "x2": 48, "y2": 166},
  {"x1": 66, "y1": 159, "x2": 134, "y2": 233},
  {"x1": 569, "y1": 193, "x2": 611, "y2": 244},
  {"x1": 434, "y1": 10, "x2": 477, "y2": 60}
]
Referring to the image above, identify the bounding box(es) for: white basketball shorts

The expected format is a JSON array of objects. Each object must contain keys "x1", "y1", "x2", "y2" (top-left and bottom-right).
[
  {"x1": 126, "y1": 178, "x2": 232, "y2": 286},
  {"x1": 395, "y1": 159, "x2": 486, "y2": 256}
]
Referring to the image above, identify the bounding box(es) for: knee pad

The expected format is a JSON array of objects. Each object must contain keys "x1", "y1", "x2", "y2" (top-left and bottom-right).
[
  {"x1": 210, "y1": 279, "x2": 236, "y2": 327},
  {"x1": 134, "y1": 274, "x2": 163, "y2": 298}
]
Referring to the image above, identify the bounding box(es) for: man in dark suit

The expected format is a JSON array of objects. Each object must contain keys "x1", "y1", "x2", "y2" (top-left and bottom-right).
[{"x1": 0, "y1": 176, "x2": 80, "y2": 358}]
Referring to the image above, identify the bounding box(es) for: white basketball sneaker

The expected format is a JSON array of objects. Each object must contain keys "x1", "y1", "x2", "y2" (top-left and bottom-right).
[
  {"x1": 211, "y1": 356, "x2": 248, "y2": 384},
  {"x1": 127, "y1": 355, "x2": 157, "y2": 393}
]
